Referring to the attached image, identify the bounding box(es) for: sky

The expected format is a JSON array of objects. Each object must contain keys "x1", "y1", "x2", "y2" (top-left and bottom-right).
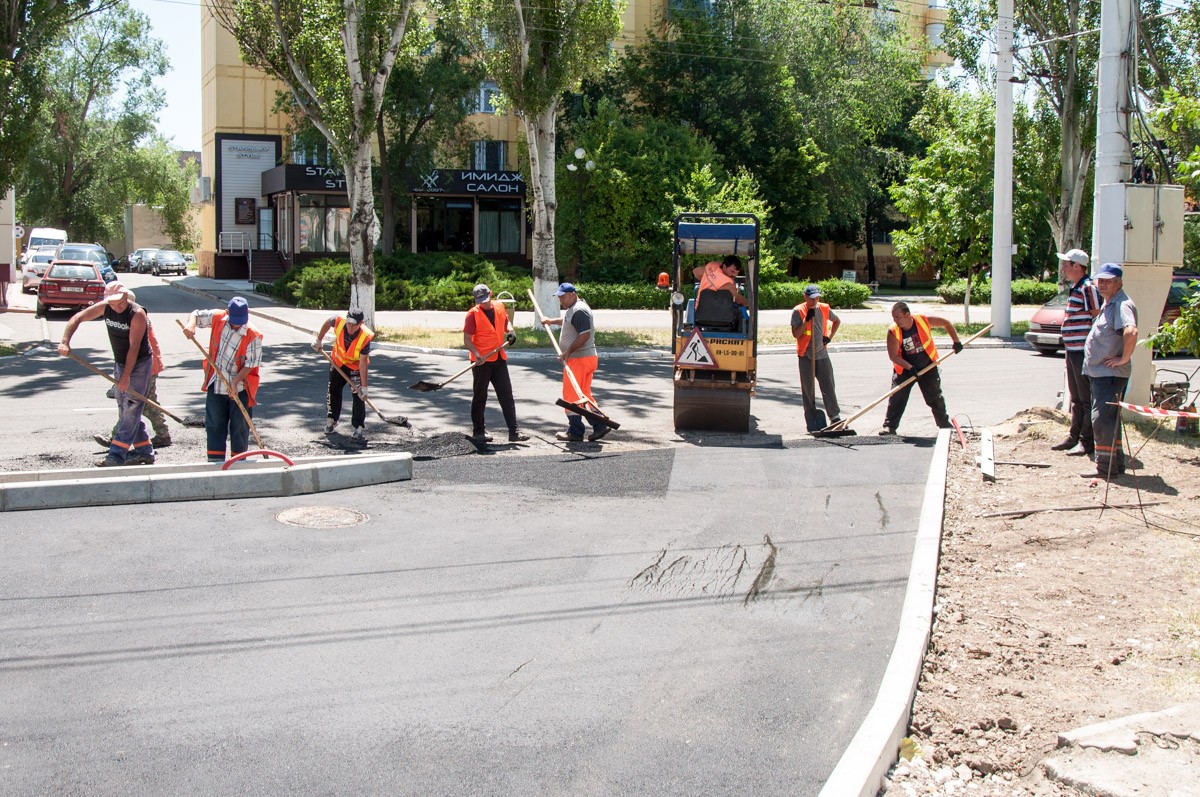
[{"x1": 132, "y1": 0, "x2": 201, "y2": 152}]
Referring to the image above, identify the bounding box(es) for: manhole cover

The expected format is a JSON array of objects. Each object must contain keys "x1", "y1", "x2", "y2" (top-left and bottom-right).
[{"x1": 276, "y1": 506, "x2": 369, "y2": 529}]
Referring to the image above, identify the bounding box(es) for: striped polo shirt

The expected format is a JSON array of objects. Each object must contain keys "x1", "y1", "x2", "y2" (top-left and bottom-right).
[{"x1": 1062, "y1": 276, "x2": 1101, "y2": 351}]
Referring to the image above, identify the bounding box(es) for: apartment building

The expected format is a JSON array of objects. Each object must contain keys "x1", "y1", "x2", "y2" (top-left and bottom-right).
[{"x1": 196, "y1": 0, "x2": 949, "y2": 281}]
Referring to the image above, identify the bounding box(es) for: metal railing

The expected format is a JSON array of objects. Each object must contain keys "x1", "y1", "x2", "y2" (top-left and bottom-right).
[{"x1": 218, "y1": 231, "x2": 249, "y2": 253}]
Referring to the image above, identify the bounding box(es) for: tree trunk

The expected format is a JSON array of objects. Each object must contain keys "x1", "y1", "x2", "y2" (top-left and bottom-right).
[
  {"x1": 864, "y1": 207, "x2": 877, "y2": 284},
  {"x1": 523, "y1": 102, "x2": 560, "y2": 324},
  {"x1": 376, "y1": 113, "x2": 395, "y2": 257},
  {"x1": 964, "y1": 267, "x2": 972, "y2": 327},
  {"x1": 346, "y1": 139, "x2": 377, "y2": 326}
]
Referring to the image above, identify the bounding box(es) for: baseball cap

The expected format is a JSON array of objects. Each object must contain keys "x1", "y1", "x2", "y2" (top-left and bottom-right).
[
  {"x1": 347, "y1": 306, "x2": 365, "y2": 323},
  {"x1": 103, "y1": 281, "x2": 129, "y2": 302},
  {"x1": 227, "y1": 296, "x2": 249, "y2": 325},
  {"x1": 1056, "y1": 249, "x2": 1090, "y2": 267},
  {"x1": 1094, "y1": 263, "x2": 1123, "y2": 280},
  {"x1": 804, "y1": 285, "x2": 821, "y2": 298},
  {"x1": 473, "y1": 284, "x2": 491, "y2": 304},
  {"x1": 553, "y1": 282, "x2": 577, "y2": 297}
]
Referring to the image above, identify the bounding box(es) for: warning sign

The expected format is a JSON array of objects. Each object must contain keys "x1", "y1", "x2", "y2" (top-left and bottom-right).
[{"x1": 675, "y1": 329, "x2": 720, "y2": 369}]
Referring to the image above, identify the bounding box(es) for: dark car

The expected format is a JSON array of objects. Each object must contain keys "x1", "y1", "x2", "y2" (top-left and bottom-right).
[
  {"x1": 37, "y1": 261, "x2": 106, "y2": 316},
  {"x1": 53, "y1": 242, "x2": 117, "y2": 283},
  {"x1": 1024, "y1": 271, "x2": 1200, "y2": 355},
  {"x1": 150, "y1": 249, "x2": 187, "y2": 276},
  {"x1": 113, "y1": 254, "x2": 133, "y2": 272}
]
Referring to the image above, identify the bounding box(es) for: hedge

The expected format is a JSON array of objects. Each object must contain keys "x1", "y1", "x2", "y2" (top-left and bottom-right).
[{"x1": 937, "y1": 278, "x2": 1061, "y2": 305}]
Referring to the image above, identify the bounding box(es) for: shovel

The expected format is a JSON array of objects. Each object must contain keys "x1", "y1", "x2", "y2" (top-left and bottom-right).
[
  {"x1": 527, "y1": 289, "x2": 620, "y2": 431},
  {"x1": 823, "y1": 324, "x2": 994, "y2": 433},
  {"x1": 65, "y1": 351, "x2": 204, "y2": 427},
  {"x1": 317, "y1": 346, "x2": 410, "y2": 426},
  {"x1": 408, "y1": 341, "x2": 509, "y2": 392},
  {"x1": 176, "y1": 318, "x2": 268, "y2": 451}
]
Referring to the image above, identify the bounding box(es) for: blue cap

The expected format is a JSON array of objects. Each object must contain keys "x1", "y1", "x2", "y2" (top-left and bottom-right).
[
  {"x1": 1095, "y1": 263, "x2": 1123, "y2": 280},
  {"x1": 804, "y1": 285, "x2": 821, "y2": 298},
  {"x1": 227, "y1": 296, "x2": 249, "y2": 325},
  {"x1": 553, "y1": 282, "x2": 577, "y2": 296}
]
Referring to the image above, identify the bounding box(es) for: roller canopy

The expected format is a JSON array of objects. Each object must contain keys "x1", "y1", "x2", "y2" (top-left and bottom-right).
[{"x1": 675, "y1": 223, "x2": 758, "y2": 255}]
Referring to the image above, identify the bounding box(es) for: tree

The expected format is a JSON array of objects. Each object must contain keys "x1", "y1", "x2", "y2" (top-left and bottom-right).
[
  {"x1": 376, "y1": 20, "x2": 484, "y2": 256},
  {"x1": 889, "y1": 87, "x2": 1048, "y2": 322},
  {"x1": 216, "y1": 0, "x2": 418, "y2": 324},
  {"x1": 16, "y1": 1, "x2": 191, "y2": 244},
  {"x1": 0, "y1": 0, "x2": 111, "y2": 194},
  {"x1": 437, "y1": 0, "x2": 623, "y2": 314}
]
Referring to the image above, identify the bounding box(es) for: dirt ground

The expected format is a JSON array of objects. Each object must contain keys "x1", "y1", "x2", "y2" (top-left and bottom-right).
[{"x1": 882, "y1": 407, "x2": 1200, "y2": 795}]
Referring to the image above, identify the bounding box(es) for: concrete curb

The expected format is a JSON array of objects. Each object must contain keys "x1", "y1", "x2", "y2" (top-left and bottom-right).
[
  {"x1": 818, "y1": 429, "x2": 950, "y2": 797},
  {"x1": 0, "y1": 453, "x2": 413, "y2": 512}
]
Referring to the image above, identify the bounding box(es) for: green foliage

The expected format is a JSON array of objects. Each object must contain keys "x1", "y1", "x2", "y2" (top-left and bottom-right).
[
  {"x1": 936, "y1": 278, "x2": 1061, "y2": 305},
  {"x1": 573, "y1": 282, "x2": 670, "y2": 310},
  {"x1": 759, "y1": 279, "x2": 870, "y2": 311},
  {"x1": 1148, "y1": 278, "x2": 1200, "y2": 356}
]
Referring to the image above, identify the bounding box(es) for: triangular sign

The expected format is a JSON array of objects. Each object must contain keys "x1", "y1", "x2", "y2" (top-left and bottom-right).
[{"x1": 675, "y1": 329, "x2": 720, "y2": 369}]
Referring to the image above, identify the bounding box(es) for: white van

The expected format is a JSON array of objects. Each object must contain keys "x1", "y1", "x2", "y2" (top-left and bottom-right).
[{"x1": 21, "y1": 228, "x2": 67, "y2": 267}]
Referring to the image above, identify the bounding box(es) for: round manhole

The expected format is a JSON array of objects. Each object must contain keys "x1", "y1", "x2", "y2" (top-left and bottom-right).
[{"x1": 276, "y1": 506, "x2": 369, "y2": 529}]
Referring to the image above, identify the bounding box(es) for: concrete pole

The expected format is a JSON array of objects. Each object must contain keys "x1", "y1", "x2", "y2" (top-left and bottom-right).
[
  {"x1": 1090, "y1": 0, "x2": 1132, "y2": 260},
  {"x1": 990, "y1": 0, "x2": 1014, "y2": 338}
]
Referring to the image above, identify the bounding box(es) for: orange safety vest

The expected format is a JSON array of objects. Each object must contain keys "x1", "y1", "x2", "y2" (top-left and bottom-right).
[
  {"x1": 697, "y1": 261, "x2": 733, "y2": 295},
  {"x1": 466, "y1": 303, "x2": 508, "y2": 362},
  {"x1": 202, "y1": 311, "x2": 263, "y2": 406},
  {"x1": 888, "y1": 314, "x2": 939, "y2": 374},
  {"x1": 794, "y1": 301, "x2": 832, "y2": 357},
  {"x1": 331, "y1": 317, "x2": 373, "y2": 369}
]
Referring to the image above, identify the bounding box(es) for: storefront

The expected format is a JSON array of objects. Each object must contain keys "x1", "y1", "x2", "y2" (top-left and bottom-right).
[
  {"x1": 409, "y1": 169, "x2": 527, "y2": 263},
  {"x1": 260, "y1": 164, "x2": 351, "y2": 264}
]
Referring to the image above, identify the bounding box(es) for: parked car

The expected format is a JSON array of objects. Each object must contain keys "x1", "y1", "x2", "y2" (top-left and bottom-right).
[
  {"x1": 1024, "y1": 271, "x2": 1200, "y2": 355},
  {"x1": 52, "y1": 242, "x2": 117, "y2": 283},
  {"x1": 36, "y1": 260, "x2": 106, "y2": 316},
  {"x1": 130, "y1": 247, "x2": 161, "y2": 273},
  {"x1": 113, "y1": 253, "x2": 133, "y2": 272},
  {"x1": 21, "y1": 252, "x2": 55, "y2": 293},
  {"x1": 150, "y1": 249, "x2": 187, "y2": 276}
]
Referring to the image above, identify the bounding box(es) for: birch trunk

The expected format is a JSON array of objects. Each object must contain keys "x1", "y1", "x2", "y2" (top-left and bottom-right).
[
  {"x1": 523, "y1": 102, "x2": 560, "y2": 324},
  {"x1": 345, "y1": 138, "x2": 376, "y2": 326}
]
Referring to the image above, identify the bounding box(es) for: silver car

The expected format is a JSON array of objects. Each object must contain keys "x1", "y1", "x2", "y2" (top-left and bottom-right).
[{"x1": 21, "y1": 252, "x2": 55, "y2": 293}]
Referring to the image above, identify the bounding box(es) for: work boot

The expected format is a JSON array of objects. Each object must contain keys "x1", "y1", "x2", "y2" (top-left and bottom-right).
[
  {"x1": 1065, "y1": 443, "x2": 1089, "y2": 456},
  {"x1": 508, "y1": 430, "x2": 529, "y2": 442},
  {"x1": 877, "y1": 426, "x2": 896, "y2": 436},
  {"x1": 1051, "y1": 438, "x2": 1078, "y2": 451},
  {"x1": 94, "y1": 434, "x2": 111, "y2": 448},
  {"x1": 351, "y1": 426, "x2": 365, "y2": 440},
  {"x1": 125, "y1": 453, "x2": 155, "y2": 466},
  {"x1": 151, "y1": 435, "x2": 172, "y2": 448},
  {"x1": 95, "y1": 455, "x2": 123, "y2": 467},
  {"x1": 324, "y1": 419, "x2": 338, "y2": 434},
  {"x1": 471, "y1": 430, "x2": 493, "y2": 442},
  {"x1": 556, "y1": 431, "x2": 584, "y2": 442},
  {"x1": 588, "y1": 426, "x2": 612, "y2": 442}
]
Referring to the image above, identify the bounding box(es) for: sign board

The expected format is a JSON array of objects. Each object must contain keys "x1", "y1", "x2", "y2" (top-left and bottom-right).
[
  {"x1": 675, "y1": 329, "x2": 720, "y2": 369},
  {"x1": 410, "y1": 169, "x2": 525, "y2": 196},
  {"x1": 13, "y1": 225, "x2": 24, "y2": 239},
  {"x1": 841, "y1": 269, "x2": 857, "y2": 282},
  {"x1": 235, "y1": 198, "x2": 257, "y2": 225}
]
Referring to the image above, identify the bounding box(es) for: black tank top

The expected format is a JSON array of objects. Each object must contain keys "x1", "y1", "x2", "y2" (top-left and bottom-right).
[{"x1": 105, "y1": 302, "x2": 151, "y2": 364}]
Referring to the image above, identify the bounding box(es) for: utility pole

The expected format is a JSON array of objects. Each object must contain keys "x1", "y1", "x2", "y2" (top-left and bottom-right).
[
  {"x1": 1090, "y1": 0, "x2": 1132, "y2": 260},
  {"x1": 989, "y1": 0, "x2": 1014, "y2": 338}
]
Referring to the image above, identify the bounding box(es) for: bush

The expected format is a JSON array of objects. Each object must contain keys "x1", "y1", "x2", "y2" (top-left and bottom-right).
[
  {"x1": 937, "y1": 277, "x2": 1060, "y2": 305},
  {"x1": 759, "y1": 279, "x2": 870, "y2": 310}
]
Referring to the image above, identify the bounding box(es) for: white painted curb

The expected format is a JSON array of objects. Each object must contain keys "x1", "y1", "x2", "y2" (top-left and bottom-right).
[
  {"x1": 0, "y1": 453, "x2": 413, "y2": 512},
  {"x1": 819, "y1": 429, "x2": 950, "y2": 797}
]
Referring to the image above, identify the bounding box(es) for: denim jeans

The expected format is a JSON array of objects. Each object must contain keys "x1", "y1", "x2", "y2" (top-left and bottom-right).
[
  {"x1": 108, "y1": 357, "x2": 154, "y2": 463},
  {"x1": 205, "y1": 385, "x2": 253, "y2": 462}
]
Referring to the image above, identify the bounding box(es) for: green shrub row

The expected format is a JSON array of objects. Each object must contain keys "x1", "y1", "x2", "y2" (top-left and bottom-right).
[
  {"x1": 271, "y1": 258, "x2": 871, "y2": 311},
  {"x1": 936, "y1": 278, "x2": 1061, "y2": 305}
]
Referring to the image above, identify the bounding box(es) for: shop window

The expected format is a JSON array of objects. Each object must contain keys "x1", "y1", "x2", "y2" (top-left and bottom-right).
[
  {"x1": 298, "y1": 195, "x2": 350, "y2": 253},
  {"x1": 472, "y1": 140, "x2": 506, "y2": 171},
  {"x1": 478, "y1": 198, "x2": 522, "y2": 254},
  {"x1": 415, "y1": 197, "x2": 475, "y2": 253}
]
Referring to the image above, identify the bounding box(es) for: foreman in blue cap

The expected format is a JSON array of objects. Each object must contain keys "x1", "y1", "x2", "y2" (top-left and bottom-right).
[
  {"x1": 226, "y1": 296, "x2": 249, "y2": 326},
  {"x1": 1094, "y1": 263, "x2": 1123, "y2": 280},
  {"x1": 553, "y1": 282, "x2": 576, "y2": 296}
]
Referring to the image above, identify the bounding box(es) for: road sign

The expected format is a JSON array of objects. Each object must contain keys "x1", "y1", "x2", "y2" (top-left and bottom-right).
[
  {"x1": 13, "y1": 225, "x2": 24, "y2": 239},
  {"x1": 675, "y1": 329, "x2": 719, "y2": 368}
]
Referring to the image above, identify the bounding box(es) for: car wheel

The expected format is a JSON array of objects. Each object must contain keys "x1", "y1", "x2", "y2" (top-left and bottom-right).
[
  {"x1": 1033, "y1": 345, "x2": 1059, "y2": 356},
  {"x1": 36, "y1": 300, "x2": 48, "y2": 316}
]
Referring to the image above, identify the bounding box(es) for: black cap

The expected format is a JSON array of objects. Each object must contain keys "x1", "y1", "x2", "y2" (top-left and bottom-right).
[{"x1": 347, "y1": 307, "x2": 365, "y2": 323}]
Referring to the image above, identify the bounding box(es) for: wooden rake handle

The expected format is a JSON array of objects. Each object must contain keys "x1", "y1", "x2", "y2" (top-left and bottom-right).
[
  {"x1": 65, "y1": 351, "x2": 188, "y2": 425},
  {"x1": 442, "y1": 340, "x2": 510, "y2": 386},
  {"x1": 830, "y1": 323, "x2": 994, "y2": 431},
  {"x1": 176, "y1": 318, "x2": 265, "y2": 450},
  {"x1": 526, "y1": 288, "x2": 597, "y2": 412},
  {"x1": 316, "y1": 345, "x2": 392, "y2": 419}
]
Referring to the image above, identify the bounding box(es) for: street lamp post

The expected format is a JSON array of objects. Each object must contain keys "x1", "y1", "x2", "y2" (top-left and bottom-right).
[{"x1": 565, "y1": 146, "x2": 594, "y2": 280}]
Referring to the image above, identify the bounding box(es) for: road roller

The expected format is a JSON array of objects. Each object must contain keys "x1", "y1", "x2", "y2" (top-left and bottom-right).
[{"x1": 668, "y1": 213, "x2": 760, "y2": 432}]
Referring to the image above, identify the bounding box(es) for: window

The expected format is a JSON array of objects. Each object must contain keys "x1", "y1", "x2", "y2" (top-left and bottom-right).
[
  {"x1": 668, "y1": 0, "x2": 714, "y2": 17},
  {"x1": 291, "y1": 136, "x2": 331, "y2": 166},
  {"x1": 472, "y1": 140, "x2": 507, "y2": 171},
  {"x1": 926, "y1": 23, "x2": 946, "y2": 50},
  {"x1": 298, "y1": 195, "x2": 350, "y2": 253},
  {"x1": 928, "y1": 0, "x2": 949, "y2": 8},
  {"x1": 478, "y1": 199, "x2": 522, "y2": 254},
  {"x1": 476, "y1": 81, "x2": 500, "y2": 114}
]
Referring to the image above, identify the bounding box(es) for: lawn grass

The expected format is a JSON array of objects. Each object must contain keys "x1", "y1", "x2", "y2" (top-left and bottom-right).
[{"x1": 376, "y1": 321, "x2": 1029, "y2": 351}]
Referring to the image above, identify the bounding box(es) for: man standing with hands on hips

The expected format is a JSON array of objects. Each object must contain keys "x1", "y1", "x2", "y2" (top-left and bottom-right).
[
  {"x1": 542, "y1": 282, "x2": 610, "y2": 442},
  {"x1": 1081, "y1": 263, "x2": 1137, "y2": 479},
  {"x1": 182, "y1": 297, "x2": 263, "y2": 463},
  {"x1": 1051, "y1": 248, "x2": 1101, "y2": 458}
]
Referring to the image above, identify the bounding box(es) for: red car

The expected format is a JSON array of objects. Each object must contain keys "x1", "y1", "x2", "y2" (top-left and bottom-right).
[
  {"x1": 1025, "y1": 271, "x2": 1200, "y2": 355},
  {"x1": 37, "y1": 260, "x2": 106, "y2": 316}
]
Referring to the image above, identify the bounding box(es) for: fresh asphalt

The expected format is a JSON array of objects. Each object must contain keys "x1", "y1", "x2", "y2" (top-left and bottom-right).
[{"x1": 2, "y1": 274, "x2": 1185, "y2": 795}]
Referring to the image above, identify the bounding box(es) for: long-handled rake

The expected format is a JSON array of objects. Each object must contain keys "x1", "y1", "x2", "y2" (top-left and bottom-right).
[
  {"x1": 527, "y1": 289, "x2": 620, "y2": 431},
  {"x1": 65, "y1": 351, "x2": 204, "y2": 427},
  {"x1": 408, "y1": 341, "x2": 509, "y2": 393},
  {"x1": 317, "y1": 346, "x2": 410, "y2": 426}
]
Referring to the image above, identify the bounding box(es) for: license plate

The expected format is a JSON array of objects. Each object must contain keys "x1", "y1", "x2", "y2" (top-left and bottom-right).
[
  {"x1": 1037, "y1": 335, "x2": 1058, "y2": 345},
  {"x1": 62, "y1": 286, "x2": 84, "y2": 293}
]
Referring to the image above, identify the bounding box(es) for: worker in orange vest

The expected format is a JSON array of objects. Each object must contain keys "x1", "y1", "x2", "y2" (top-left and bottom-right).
[
  {"x1": 313, "y1": 306, "x2": 373, "y2": 440},
  {"x1": 691, "y1": 255, "x2": 748, "y2": 307},
  {"x1": 463, "y1": 284, "x2": 528, "y2": 443},
  {"x1": 880, "y1": 302, "x2": 961, "y2": 435},
  {"x1": 791, "y1": 284, "x2": 842, "y2": 430}
]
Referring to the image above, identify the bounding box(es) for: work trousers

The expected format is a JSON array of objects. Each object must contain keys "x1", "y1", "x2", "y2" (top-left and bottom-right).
[
  {"x1": 1064, "y1": 350, "x2": 1094, "y2": 452},
  {"x1": 563, "y1": 355, "x2": 601, "y2": 437},
  {"x1": 205, "y1": 384, "x2": 253, "y2": 462},
  {"x1": 108, "y1": 357, "x2": 154, "y2": 463},
  {"x1": 884, "y1": 366, "x2": 951, "y2": 430},
  {"x1": 798, "y1": 354, "x2": 841, "y2": 422},
  {"x1": 327, "y1": 367, "x2": 365, "y2": 429},
  {"x1": 111, "y1": 373, "x2": 169, "y2": 441},
  {"x1": 471, "y1": 358, "x2": 518, "y2": 434},
  {"x1": 1090, "y1": 375, "x2": 1128, "y2": 475}
]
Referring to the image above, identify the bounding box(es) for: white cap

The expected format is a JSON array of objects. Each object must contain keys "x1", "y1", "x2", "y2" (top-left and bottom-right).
[{"x1": 1055, "y1": 249, "x2": 1089, "y2": 267}]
